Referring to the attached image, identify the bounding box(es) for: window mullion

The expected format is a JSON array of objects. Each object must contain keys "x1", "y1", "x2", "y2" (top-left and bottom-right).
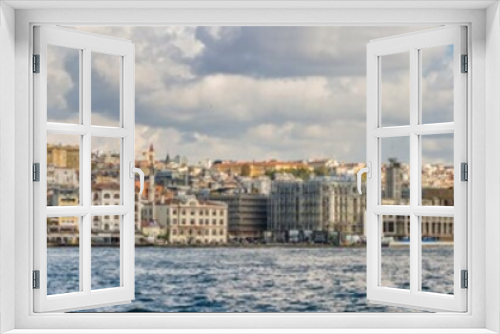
[
  {"x1": 82, "y1": 48, "x2": 92, "y2": 294},
  {"x1": 409, "y1": 47, "x2": 420, "y2": 295}
]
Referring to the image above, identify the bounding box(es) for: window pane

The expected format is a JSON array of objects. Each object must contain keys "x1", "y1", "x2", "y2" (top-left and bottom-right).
[
  {"x1": 381, "y1": 137, "x2": 410, "y2": 205},
  {"x1": 47, "y1": 134, "x2": 80, "y2": 206},
  {"x1": 380, "y1": 215, "x2": 410, "y2": 290},
  {"x1": 421, "y1": 45, "x2": 454, "y2": 124},
  {"x1": 380, "y1": 52, "x2": 410, "y2": 127},
  {"x1": 421, "y1": 133, "x2": 454, "y2": 206},
  {"x1": 421, "y1": 217, "x2": 454, "y2": 294},
  {"x1": 91, "y1": 137, "x2": 121, "y2": 204},
  {"x1": 47, "y1": 216, "x2": 80, "y2": 295},
  {"x1": 91, "y1": 215, "x2": 121, "y2": 290},
  {"x1": 91, "y1": 52, "x2": 121, "y2": 127},
  {"x1": 47, "y1": 45, "x2": 80, "y2": 124}
]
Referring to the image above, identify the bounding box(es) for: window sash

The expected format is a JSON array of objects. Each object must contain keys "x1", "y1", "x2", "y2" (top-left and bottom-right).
[
  {"x1": 32, "y1": 25, "x2": 136, "y2": 313},
  {"x1": 366, "y1": 26, "x2": 467, "y2": 312}
]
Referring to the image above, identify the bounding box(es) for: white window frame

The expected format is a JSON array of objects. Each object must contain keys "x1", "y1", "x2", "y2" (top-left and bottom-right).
[
  {"x1": 366, "y1": 26, "x2": 467, "y2": 312},
  {"x1": 0, "y1": 2, "x2": 498, "y2": 333},
  {"x1": 33, "y1": 25, "x2": 136, "y2": 313}
]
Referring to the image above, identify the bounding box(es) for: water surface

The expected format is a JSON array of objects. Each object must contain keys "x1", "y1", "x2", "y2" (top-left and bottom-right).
[{"x1": 47, "y1": 247, "x2": 453, "y2": 312}]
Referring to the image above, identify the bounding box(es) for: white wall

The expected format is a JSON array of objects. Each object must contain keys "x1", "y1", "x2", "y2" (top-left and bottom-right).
[
  {"x1": 0, "y1": 2, "x2": 16, "y2": 333},
  {"x1": 485, "y1": 2, "x2": 500, "y2": 333}
]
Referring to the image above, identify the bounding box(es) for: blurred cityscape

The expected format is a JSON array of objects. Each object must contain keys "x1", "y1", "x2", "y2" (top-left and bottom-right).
[{"x1": 46, "y1": 143, "x2": 454, "y2": 247}]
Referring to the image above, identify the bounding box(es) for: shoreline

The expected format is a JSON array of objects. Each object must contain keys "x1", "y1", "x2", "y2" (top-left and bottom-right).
[{"x1": 48, "y1": 243, "x2": 453, "y2": 249}]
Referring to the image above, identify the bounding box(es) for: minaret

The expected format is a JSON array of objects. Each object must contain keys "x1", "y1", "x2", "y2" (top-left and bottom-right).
[{"x1": 148, "y1": 143, "x2": 155, "y2": 205}]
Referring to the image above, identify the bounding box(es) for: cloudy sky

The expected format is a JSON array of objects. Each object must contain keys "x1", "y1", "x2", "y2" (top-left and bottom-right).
[{"x1": 47, "y1": 26, "x2": 454, "y2": 165}]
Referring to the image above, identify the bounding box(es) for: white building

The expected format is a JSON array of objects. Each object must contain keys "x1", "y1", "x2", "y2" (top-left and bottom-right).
[
  {"x1": 142, "y1": 196, "x2": 228, "y2": 245},
  {"x1": 91, "y1": 183, "x2": 121, "y2": 232}
]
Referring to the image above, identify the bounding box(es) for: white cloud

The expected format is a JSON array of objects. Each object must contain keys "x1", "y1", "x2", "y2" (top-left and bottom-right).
[{"x1": 54, "y1": 26, "x2": 453, "y2": 163}]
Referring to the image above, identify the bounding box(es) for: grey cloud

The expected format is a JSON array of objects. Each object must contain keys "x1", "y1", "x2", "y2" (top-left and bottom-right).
[
  {"x1": 91, "y1": 54, "x2": 121, "y2": 124},
  {"x1": 47, "y1": 48, "x2": 79, "y2": 122},
  {"x1": 59, "y1": 26, "x2": 450, "y2": 163},
  {"x1": 192, "y1": 26, "x2": 429, "y2": 79}
]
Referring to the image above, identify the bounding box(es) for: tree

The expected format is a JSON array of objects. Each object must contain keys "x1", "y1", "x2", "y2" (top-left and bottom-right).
[{"x1": 314, "y1": 166, "x2": 329, "y2": 176}]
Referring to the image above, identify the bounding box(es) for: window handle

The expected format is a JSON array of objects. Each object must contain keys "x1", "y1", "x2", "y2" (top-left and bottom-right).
[
  {"x1": 356, "y1": 162, "x2": 371, "y2": 195},
  {"x1": 129, "y1": 162, "x2": 145, "y2": 195}
]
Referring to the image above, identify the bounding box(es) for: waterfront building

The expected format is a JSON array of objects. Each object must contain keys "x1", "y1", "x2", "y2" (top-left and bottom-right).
[
  {"x1": 268, "y1": 176, "x2": 367, "y2": 241},
  {"x1": 208, "y1": 193, "x2": 268, "y2": 240},
  {"x1": 422, "y1": 187, "x2": 454, "y2": 206},
  {"x1": 381, "y1": 215, "x2": 454, "y2": 241},
  {"x1": 142, "y1": 196, "x2": 228, "y2": 245},
  {"x1": 327, "y1": 176, "x2": 366, "y2": 235},
  {"x1": 91, "y1": 183, "x2": 120, "y2": 233},
  {"x1": 267, "y1": 180, "x2": 334, "y2": 242},
  {"x1": 381, "y1": 188, "x2": 454, "y2": 240},
  {"x1": 141, "y1": 219, "x2": 163, "y2": 239},
  {"x1": 47, "y1": 216, "x2": 79, "y2": 245},
  {"x1": 47, "y1": 188, "x2": 80, "y2": 245}
]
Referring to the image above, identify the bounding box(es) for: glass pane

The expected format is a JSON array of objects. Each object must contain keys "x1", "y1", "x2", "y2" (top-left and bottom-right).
[
  {"x1": 91, "y1": 215, "x2": 121, "y2": 290},
  {"x1": 47, "y1": 216, "x2": 80, "y2": 295},
  {"x1": 380, "y1": 215, "x2": 410, "y2": 289},
  {"x1": 421, "y1": 45, "x2": 454, "y2": 124},
  {"x1": 421, "y1": 133, "x2": 454, "y2": 206},
  {"x1": 91, "y1": 137, "x2": 121, "y2": 204},
  {"x1": 47, "y1": 45, "x2": 80, "y2": 124},
  {"x1": 91, "y1": 52, "x2": 121, "y2": 127},
  {"x1": 381, "y1": 52, "x2": 410, "y2": 127},
  {"x1": 47, "y1": 134, "x2": 80, "y2": 206},
  {"x1": 381, "y1": 137, "x2": 410, "y2": 205},
  {"x1": 421, "y1": 217, "x2": 454, "y2": 294}
]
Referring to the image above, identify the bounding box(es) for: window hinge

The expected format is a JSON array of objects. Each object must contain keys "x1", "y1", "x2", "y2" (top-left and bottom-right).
[
  {"x1": 461, "y1": 162, "x2": 468, "y2": 181},
  {"x1": 33, "y1": 163, "x2": 40, "y2": 182},
  {"x1": 33, "y1": 270, "x2": 40, "y2": 289},
  {"x1": 461, "y1": 54, "x2": 468, "y2": 73},
  {"x1": 461, "y1": 270, "x2": 468, "y2": 289},
  {"x1": 33, "y1": 54, "x2": 40, "y2": 73}
]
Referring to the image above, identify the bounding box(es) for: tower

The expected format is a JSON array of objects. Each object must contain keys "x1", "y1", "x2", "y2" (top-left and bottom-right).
[{"x1": 385, "y1": 158, "x2": 402, "y2": 200}]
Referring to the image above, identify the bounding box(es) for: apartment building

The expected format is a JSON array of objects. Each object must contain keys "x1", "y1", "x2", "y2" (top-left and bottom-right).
[
  {"x1": 329, "y1": 176, "x2": 366, "y2": 235},
  {"x1": 267, "y1": 180, "x2": 333, "y2": 241},
  {"x1": 208, "y1": 194, "x2": 268, "y2": 240},
  {"x1": 267, "y1": 177, "x2": 367, "y2": 241}
]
